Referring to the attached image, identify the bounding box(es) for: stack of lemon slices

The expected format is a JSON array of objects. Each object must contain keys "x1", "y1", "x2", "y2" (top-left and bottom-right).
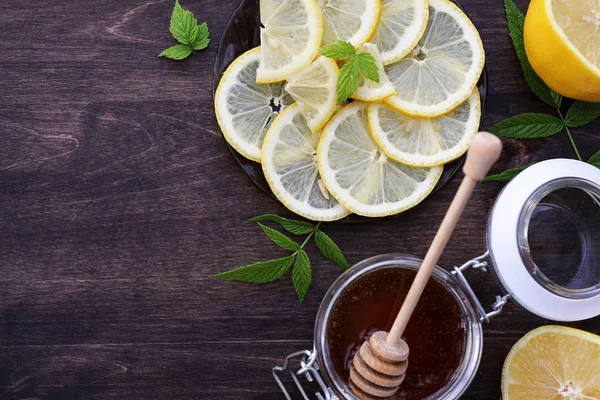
[{"x1": 215, "y1": 0, "x2": 485, "y2": 221}]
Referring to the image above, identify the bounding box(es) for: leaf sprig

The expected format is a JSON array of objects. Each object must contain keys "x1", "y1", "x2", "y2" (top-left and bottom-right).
[
  {"x1": 319, "y1": 41, "x2": 380, "y2": 104},
  {"x1": 159, "y1": 0, "x2": 210, "y2": 60},
  {"x1": 213, "y1": 214, "x2": 350, "y2": 303},
  {"x1": 484, "y1": 0, "x2": 600, "y2": 181}
]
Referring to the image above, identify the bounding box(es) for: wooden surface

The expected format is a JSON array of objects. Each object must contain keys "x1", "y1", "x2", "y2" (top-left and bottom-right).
[{"x1": 0, "y1": 0, "x2": 599, "y2": 399}]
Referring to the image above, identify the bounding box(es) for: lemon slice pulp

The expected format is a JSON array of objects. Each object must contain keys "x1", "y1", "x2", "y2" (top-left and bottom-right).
[
  {"x1": 352, "y1": 43, "x2": 397, "y2": 102},
  {"x1": 317, "y1": 102, "x2": 442, "y2": 217},
  {"x1": 215, "y1": 47, "x2": 294, "y2": 162},
  {"x1": 319, "y1": 0, "x2": 382, "y2": 47}
]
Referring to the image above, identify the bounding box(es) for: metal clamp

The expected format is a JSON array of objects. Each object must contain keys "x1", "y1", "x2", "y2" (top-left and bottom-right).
[
  {"x1": 451, "y1": 251, "x2": 511, "y2": 323},
  {"x1": 273, "y1": 349, "x2": 339, "y2": 400}
]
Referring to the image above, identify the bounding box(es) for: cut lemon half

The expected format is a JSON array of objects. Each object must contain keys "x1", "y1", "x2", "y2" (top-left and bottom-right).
[
  {"x1": 524, "y1": 0, "x2": 600, "y2": 102},
  {"x1": 352, "y1": 43, "x2": 397, "y2": 102},
  {"x1": 257, "y1": 0, "x2": 323, "y2": 83},
  {"x1": 384, "y1": 0, "x2": 485, "y2": 117},
  {"x1": 368, "y1": 88, "x2": 480, "y2": 167},
  {"x1": 502, "y1": 325, "x2": 600, "y2": 399},
  {"x1": 317, "y1": 102, "x2": 442, "y2": 217},
  {"x1": 262, "y1": 104, "x2": 350, "y2": 221},
  {"x1": 285, "y1": 56, "x2": 339, "y2": 133},
  {"x1": 319, "y1": 0, "x2": 382, "y2": 47},
  {"x1": 215, "y1": 47, "x2": 294, "y2": 162},
  {"x1": 373, "y1": 0, "x2": 429, "y2": 65}
]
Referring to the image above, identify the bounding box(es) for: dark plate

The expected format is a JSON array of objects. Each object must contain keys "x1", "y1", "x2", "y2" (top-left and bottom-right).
[{"x1": 212, "y1": 0, "x2": 488, "y2": 222}]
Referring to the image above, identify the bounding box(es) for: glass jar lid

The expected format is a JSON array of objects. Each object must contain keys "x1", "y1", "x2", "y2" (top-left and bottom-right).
[{"x1": 487, "y1": 159, "x2": 600, "y2": 321}]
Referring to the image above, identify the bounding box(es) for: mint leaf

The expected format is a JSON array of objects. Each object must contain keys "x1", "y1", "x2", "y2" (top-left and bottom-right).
[
  {"x1": 565, "y1": 101, "x2": 600, "y2": 128},
  {"x1": 490, "y1": 113, "x2": 564, "y2": 139},
  {"x1": 159, "y1": 44, "x2": 193, "y2": 60},
  {"x1": 213, "y1": 256, "x2": 295, "y2": 282},
  {"x1": 482, "y1": 162, "x2": 536, "y2": 182},
  {"x1": 588, "y1": 150, "x2": 600, "y2": 168},
  {"x1": 170, "y1": 0, "x2": 199, "y2": 45},
  {"x1": 319, "y1": 40, "x2": 356, "y2": 60},
  {"x1": 257, "y1": 223, "x2": 301, "y2": 251},
  {"x1": 193, "y1": 22, "x2": 210, "y2": 50},
  {"x1": 292, "y1": 250, "x2": 312, "y2": 303},
  {"x1": 337, "y1": 57, "x2": 361, "y2": 104},
  {"x1": 355, "y1": 52, "x2": 380, "y2": 84},
  {"x1": 504, "y1": 0, "x2": 560, "y2": 108},
  {"x1": 250, "y1": 214, "x2": 315, "y2": 235},
  {"x1": 315, "y1": 229, "x2": 349, "y2": 270}
]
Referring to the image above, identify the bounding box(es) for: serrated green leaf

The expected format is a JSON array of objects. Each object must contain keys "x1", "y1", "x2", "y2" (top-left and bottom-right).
[
  {"x1": 337, "y1": 58, "x2": 360, "y2": 104},
  {"x1": 292, "y1": 250, "x2": 312, "y2": 303},
  {"x1": 193, "y1": 22, "x2": 210, "y2": 50},
  {"x1": 550, "y1": 90, "x2": 562, "y2": 109},
  {"x1": 257, "y1": 223, "x2": 301, "y2": 251},
  {"x1": 355, "y1": 52, "x2": 380, "y2": 84},
  {"x1": 249, "y1": 214, "x2": 315, "y2": 235},
  {"x1": 159, "y1": 44, "x2": 193, "y2": 60},
  {"x1": 170, "y1": 0, "x2": 199, "y2": 45},
  {"x1": 314, "y1": 229, "x2": 349, "y2": 270},
  {"x1": 490, "y1": 113, "x2": 564, "y2": 139},
  {"x1": 319, "y1": 40, "x2": 356, "y2": 60},
  {"x1": 504, "y1": 0, "x2": 559, "y2": 108},
  {"x1": 212, "y1": 256, "x2": 295, "y2": 282},
  {"x1": 482, "y1": 162, "x2": 536, "y2": 182},
  {"x1": 588, "y1": 150, "x2": 600, "y2": 168},
  {"x1": 565, "y1": 101, "x2": 600, "y2": 128}
]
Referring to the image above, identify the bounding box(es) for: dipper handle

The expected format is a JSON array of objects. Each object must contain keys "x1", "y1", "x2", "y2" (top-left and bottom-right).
[{"x1": 387, "y1": 132, "x2": 502, "y2": 344}]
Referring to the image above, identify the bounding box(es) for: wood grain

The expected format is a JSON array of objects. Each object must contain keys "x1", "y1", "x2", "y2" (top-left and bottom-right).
[{"x1": 0, "y1": 0, "x2": 599, "y2": 399}]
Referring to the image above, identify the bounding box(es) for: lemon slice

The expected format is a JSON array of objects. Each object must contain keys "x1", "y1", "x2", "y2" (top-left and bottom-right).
[
  {"x1": 352, "y1": 43, "x2": 397, "y2": 102},
  {"x1": 257, "y1": 0, "x2": 323, "y2": 83},
  {"x1": 368, "y1": 88, "x2": 480, "y2": 167},
  {"x1": 215, "y1": 47, "x2": 294, "y2": 162},
  {"x1": 502, "y1": 325, "x2": 600, "y2": 399},
  {"x1": 373, "y1": 0, "x2": 429, "y2": 65},
  {"x1": 384, "y1": 0, "x2": 485, "y2": 117},
  {"x1": 319, "y1": 0, "x2": 382, "y2": 47},
  {"x1": 317, "y1": 102, "x2": 442, "y2": 217},
  {"x1": 524, "y1": 0, "x2": 600, "y2": 102},
  {"x1": 285, "y1": 57, "x2": 339, "y2": 133},
  {"x1": 262, "y1": 104, "x2": 350, "y2": 221}
]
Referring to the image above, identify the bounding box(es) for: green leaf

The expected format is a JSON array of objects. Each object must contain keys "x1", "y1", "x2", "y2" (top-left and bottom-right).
[
  {"x1": 504, "y1": 0, "x2": 559, "y2": 108},
  {"x1": 292, "y1": 250, "x2": 312, "y2": 303},
  {"x1": 169, "y1": 0, "x2": 199, "y2": 45},
  {"x1": 482, "y1": 162, "x2": 536, "y2": 182},
  {"x1": 337, "y1": 57, "x2": 361, "y2": 104},
  {"x1": 193, "y1": 22, "x2": 210, "y2": 50},
  {"x1": 257, "y1": 223, "x2": 301, "y2": 251},
  {"x1": 159, "y1": 44, "x2": 193, "y2": 60},
  {"x1": 355, "y1": 52, "x2": 380, "y2": 84},
  {"x1": 250, "y1": 214, "x2": 315, "y2": 235},
  {"x1": 314, "y1": 229, "x2": 349, "y2": 270},
  {"x1": 490, "y1": 113, "x2": 564, "y2": 139},
  {"x1": 212, "y1": 256, "x2": 295, "y2": 282},
  {"x1": 319, "y1": 40, "x2": 356, "y2": 60},
  {"x1": 588, "y1": 150, "x2": 600, "y2": 168},
  {"x1": 565, "y1": 101, "x2": 600, "y2": 128}
]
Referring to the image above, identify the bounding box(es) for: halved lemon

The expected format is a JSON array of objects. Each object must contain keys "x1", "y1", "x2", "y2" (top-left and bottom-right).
[
  {"x1": 372, "y1": 0, "x2": 430, "y2": 65},
  {"x1": 502, "y1": 325, "x2": 600, "y2": 399},
  {"x1": 257, "y1": 0, "x2": 323, "y2": 83},
  {"x1": 524, "y1": 0, "x2": 600, "y2": 102},
  {"x1": 317, "y1": 102, "x2": 442, "y2": 217},
  {"x1": 368, "y1": 88, "x2": 480, "y2": 167},
  {"x1": 318, "y1": 0, "x2": 382, "y2": 47},
  {"x1": 262, "y1": 104, "x2": 350, "y2": 221},
  {"x1": 285, "y1": 56, "x2": 339, "y2": 133},
  {"x1": 215, "y1": 47, "x2": 294, "y2": 162},
  {"x1": 384, "y1": 0, "x2": 485, "y2": 117},
  {"x1": 352, "y1": 43, "x2": 397, "y2": 102}
]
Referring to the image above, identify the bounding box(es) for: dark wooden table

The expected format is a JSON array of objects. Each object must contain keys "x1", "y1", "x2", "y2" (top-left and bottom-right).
[{"x1": 1, "y1": 0, "x2": 599, "y2": 398}]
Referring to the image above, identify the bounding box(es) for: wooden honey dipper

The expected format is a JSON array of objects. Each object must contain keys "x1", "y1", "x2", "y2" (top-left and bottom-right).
[{"x1": 349, "y1": 132, "x2": 503, "y2": 400}]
